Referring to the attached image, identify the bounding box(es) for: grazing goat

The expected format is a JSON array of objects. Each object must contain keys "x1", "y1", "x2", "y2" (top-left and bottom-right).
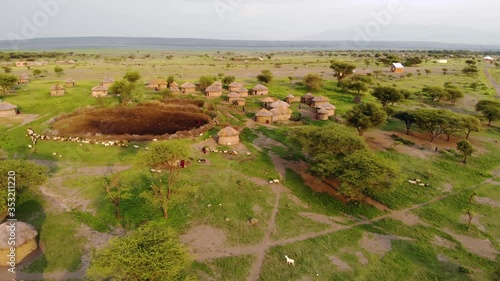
[
  {"x1": 408, "y1": 180, "x2": 417, "y2": 185},
  {"x1": 198, "y1": 159, "x2": 207, "y2": 163},
  {"x1": 273, "y1": 179, "x2": 280, "y2": 184},
  {"x1": 419, "y1": 183, "x2": 425, "y2": 187},
  {"x1": 133, "y1": 145, "x2": 139, "y2": 149},
  {"x1": 285, "y1": 255, "x2": 295, "y2": 266}
]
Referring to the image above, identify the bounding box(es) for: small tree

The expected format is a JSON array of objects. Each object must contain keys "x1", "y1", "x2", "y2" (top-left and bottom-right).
[
  {"x1": 442, "y1": 68, "x2": 448, "y2": 75},
  {"x1": 422, "y1": 86, "x2": 447, "y2": 102},
  {"x1": 446, "y1": 88, "x2": 464, "y2": 105},
  {"x1": 103, "y1": 175, "x2": 130, "y2": 220},
  {"x1": 32, "y1": 69, "x2": 42, "y2": 78},
  {"x1": 166, "y1": 75, "x2": 175, "y2": 87},
  {"x1": 2, "y1": 66, "x2": 12, "y2": 73},
  {"x1": 198, "y1": 75, "x2": 216, "y2": 91},
  {"x1": 257, "y1": 70, "x2": 273, "y2": 84},
  {"x1": 465, "y1": 59, "x2": 476, "y2": 66},
  {"x1": 330, "y1": 61, "x2": 356, "y2": 81},
  {"x1": 109, "y1": 80, "x2": 135, "y2": 105},
  {"x1": 462, "y1": 66, "x2": 478, "y2": 76},
  {"x1": 123, "y1": 71, "x2": 141, "y2": 83},
  {"x1": 457, "y1": 139, "x2": 474, "y2": 164},
  {"x1": 0, "y1": 74, "x2": 18, "y2": 95},
  {"x1": 222, "y1": 75, "x2": 235, "y2": 85},
  {"x1": 54, "y1": 65, "x2": 64, "y2": 77},
  {"x1": 371, "y1": 86, "x2": 404, "y2": 107},
  {"x1": 345, "y1": 102, "x2": 387, "y2": 136},
  {"x1": 424, "y1": 69, "x2": 431, "y2": 76},
  {"x1": 303, "y1": 73, "x2": 324, "y2": 91},
  {"x1": 459, "y1": 115, "x2": 481, "y2": 140},
  {"x1": 394, "y1": 111, "x2": 416, "y2": 135},
  {"x1": 475, "y1": 100, "x2": 500, "y2": 126}
]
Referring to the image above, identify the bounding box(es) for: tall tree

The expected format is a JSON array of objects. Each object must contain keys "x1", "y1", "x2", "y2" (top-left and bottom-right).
[
  {"x1": 394, "y1": 111, "x2": 417, "y2": 135},
  {"x1": 457, "y1": 140, "x2": 474, "y2": 164},
  {"x1": 459, "y1": 115, "x2": 481, "y2": 140},
  {"x1": 54, "y1": 65, "x2": 64, "y2": 77},
  {"x1": 87, "y1": 221, "x2": 191, "y2": 280},
  {"x1": 345, "y1": 102, "x2": 387, "y2": 136},
  {"x1": 123, "y1": 71, "x2": 141, "y2": 83},
  {"x1": 446, "y1": 88, "x2": 464, "y2": 105},
  {"x1": 198, "y1": 75, "x2": 216, "y2": 91},
  {"x1": 475, "y1": 100, "x2": 500, "y2": 126},
  {"x1": 0, "y1": 74, "x2": 18, "y2": 94},
  {"x1": 413, "y1": 109, "x2": 447, "y2": 142},
  {"x1": 303, "y1": 73, "x2": 324, "y2": 91},
  {"x1": 103, "y1": 175, "x2": 130, "y2": 221},
  {"x1": 422, "y1": 86, "x2": 448, "y2": 102},
  {"x1": 330, "y1": 61, "x2": 356, "y2": 81},
  {"x1": 141, "y1": 140, "x2": 188, "y2": 219},
  {"x1": 371, "y1": 86, "x2": 404, "y2": 107},
  {"x1": 109, "y1": 80, "x2": 135, "y2": 105},
  {"x1": 338, "y1": 74, "x2": 372, "y2": 96},
  {"x1": 222, "y1": 75, "x2": 235, "y2": 85}
]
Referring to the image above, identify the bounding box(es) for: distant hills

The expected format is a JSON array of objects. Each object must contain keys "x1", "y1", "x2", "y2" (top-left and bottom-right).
[{"x1": 0, "y1": 37, "x2": 499, "y2": 51}]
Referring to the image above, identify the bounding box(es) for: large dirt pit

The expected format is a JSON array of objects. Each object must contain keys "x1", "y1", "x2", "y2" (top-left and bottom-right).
[{"x1": 50, "y1": 102, "x2": 212, "y2": 140}]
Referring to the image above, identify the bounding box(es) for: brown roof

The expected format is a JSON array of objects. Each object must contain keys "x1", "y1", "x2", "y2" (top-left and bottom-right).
[
  {"x1": 312, "y1": 96, "x2": 329, "y2": 102},
  {"x1": 170, "y1": 86, "x2": 181, "y2": 92},
  {"x1": 286, "y1": 94, "x2": 295, "y2": 98},
  {"x1": 92, "y1": 85, "x2": 107, "y2": 91},
  {"x1": 260, "y1": 97, "x2": 275, "y2": 103},
  {"x1": 148, "y1": 79, "x2": 167, "y2": 85},
  {"x1": 212, "y1": 81, "x2": 223, "y2": 86},
  {"x1": 269, "y1": 100, "x2": 290, "y2": 108},
  {"x1": 270, "y1": 107, "x2": 292, "y2": 115},
  {"x1": 255, "y1": 108, "x2": 273, "y2": 117},
  {"x1": 101, "y1": 76, "x2": 114, "y2": 83},
  {"x1": 205, "y1": 84, "x2": 223, "y2": 92},
  {"x1": 317, "y1": 108, "x2": 329, "y2": 114},
  {"x1": 170, "y1": 81, "x2": 179, "y2": 87},
  {"x1": 0, "y1": 102, "x2": 17, "y2": 111},
  {"x1": 50, "y1": 84, "x2": 65, "y2": 91},
  {"x1": 253, "y1": 84, "x2": 268, "y2": 91},
  {"x1": 217, "y1": 126, "x2": 240, "y2": 137},
  {"x1": 227, "y1": 92, "x2": 240, "y2": 98},
  {"x1": 236, "y1": 87, "x2": 248, "y2": 93},
  {"x1": 0, "y1": 222, "x2": 37, "y2": 249},
  {"x1": 181, "y1": 82, "x2": 196, "y2": 89},
  {"x1": 320, "y1": 103, "x2": 336, "y2": 110},
  {"x1": 302, "y1": 93, "x2": 314, "y2": 98},
  {"x1": 229, "y1": 82, "x2": 243, "y2": 87},
  {"x1": 65, "y1": 78, "x2": 75, "y2": 83}
]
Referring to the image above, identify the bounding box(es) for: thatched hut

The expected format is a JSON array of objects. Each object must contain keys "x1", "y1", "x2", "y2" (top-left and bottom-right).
[
  {"x1": 285, "y1": 94, "x2": 299, "y2": 103},
  {"x1": 50, "y1": 84, "x2": 65, "y2": 96},
  {"x1": 217, "y1": 126, "x2": 240, "y2": 145},
  {"x1": 100, "y1": 77, "x2": 114, "y2": 88},
  {"x1": 91, "y1": 85, "x2": 108, "y2": 97},
  {"x1": 300, "y1": 93, "x2": 314, "y2": 104},
  {"x1": 270, "y1": 107, "x2": 292, "y2": 122},
  {"x1": 170, "y1": 81, "x2": 179, "y2": 87},
  {"x1": 228, "y1": 82, "x2": 243, "y2": 92},
  {"x1": 260, "y1": 97, "x2": 275, "y2": 108},
  {"x1": 317, "y1": 103, "x2": 336, "y2": 116},
  {"x1": 64, "y1": 78, "x2": 76, "y2": 88},
  {"x1": 236, "y1": 87, "x2": 248, "y2": 97},
  {"x1": 147, "y1": 79, "x2": 168, "y2": 91},
  {"x1": 18, "y1": 74, "x2": 30, "y2": 84},
  {"x1": 0, "y1": 102, "x2": 18, "y2": 117},
  {"x1": 0, "y1": 221, "x2": 38, "y2": 265},
  {"x1": 255, "y1": 108, "x2": 273, "y2": 124},
  {"x1": 268, "y1": 100, "x2": 290, "y2": 110},
  {"x1": 170, "y1": 86, "x2": 181, "y2": 95},
  {"x1": 212, "y1": 81, "x2": 223, "y2": 87},
  {"x1": 317, "y1": 108, "x2": 329, "y2": 120},
  {"x1": 180, "y1": 82, "x2": 196, "y2": 94},
  {"x1": 234, "y1": 98, "x2": 246, "y2": 106},
  {"x1": 252, "y1": 84, "x2": 269, "y2": 95},
  {"x1": 227, "y1": 92, "x2": 241, "y2": 103},
  {"x1": 205, "y1": 84, "x2": 223, "y2": 97},
  {"x1": 310, "y1": 96, "x2": 329, "y2": 108}
]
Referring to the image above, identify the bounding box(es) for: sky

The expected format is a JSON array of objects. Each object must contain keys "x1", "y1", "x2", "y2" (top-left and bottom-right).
[{"x1": 0, "y1": 0, "x2": 499, "y2": 45}]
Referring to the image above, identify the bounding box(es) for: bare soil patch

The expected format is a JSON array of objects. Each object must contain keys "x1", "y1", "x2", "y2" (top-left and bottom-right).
[
  {"x1": 287, "y1": 194, "x2": 309, "y2": 209},
  {"x1": 328, "y1": 256, "x2": 351, "y2": 271},
  {"x1": 253, "y1": 134, "x2": 285, "y2": 149},
  {"x1": 460, "y1": 214, "x2": 487, "y2": 232},
  {"x1": 432, "y1": 235, "x2": 456, "y2": 249},
  {"x1": 359, "y1": 233, "x2": 413, "y2": 256},
  {"x1": 444, "y1": 229, "x2": 498, "y2": 260},
  {"x1": 442, "y1": 183, "x2": 453, "y2": 193},
  {"x1": 355, "y1": 251, "x2": 369, "y2": 265},
  {"x1": 181, "y1": 225, "x2": 227, "y2": 256},
  {"x1": 388, "y1": 210, "x2": 421, "y2": 226},
  {"x1": 474, "y1": 197, "x2": 500, "y2": 208},
  {"x1": 437, "y1": 254, "x2": 450, "y2": 263},
  {"x1": 299, "y1": 212, "x2": 347, "y2": 225}
]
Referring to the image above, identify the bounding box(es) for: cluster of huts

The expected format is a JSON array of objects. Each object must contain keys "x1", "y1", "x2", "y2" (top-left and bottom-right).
[
  {"x1": 300, "y1": 93, "x2": 336, "y2": 120},
  {"x1": 91, "y1": 77, "x2": 114, "y2": 97}
]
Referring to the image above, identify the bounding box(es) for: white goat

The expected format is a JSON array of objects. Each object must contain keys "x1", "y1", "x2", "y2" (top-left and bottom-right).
[
  {"x1": 408, "y1": 180, "x2": 417, "y2": 185},
  {"x1": 285, "y1": 255, "x2": 295, "y2": 266},
  {"x1": 273, "y1": 179, "x2": 280, "y2": 184},
  {"x1": 418, "y1": 183, "x2": 425, "y2": 187}
]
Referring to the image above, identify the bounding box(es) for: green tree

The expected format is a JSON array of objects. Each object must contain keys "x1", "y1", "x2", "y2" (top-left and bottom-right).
[
  {"x1": 424, "y1": 69, "x2": 431, "y2": 76},
  {"x1": 32, "y1": 69, "x2": 42, "y2": 78},
  {"x1": 140, "y1": 140, "x2": 188, "y2": 219},
  {"x1": 123, "y1": 71, "x2": 141, "y2": 83},
  {"x1": 475, "y1": 100, "x2": 500, "y2": 125},
  {"x1": 413, "y1": 109, "x2": 447, "y2": 142},
  {"x1": 257, "y1": 70, "x2": 273, "y2": 84},
  {"x1": 103, "y1": 175, "x2": 130, "y2": 221},
  {"x1": 446, "y1": 88, "x2": 464, "y2": 105},
  {"x1": 167, "y1": 75, "x2": 175, "y2": 87},
  {"x1": 371, "y1": 86, "x2": 404, "y2": 107},
  {"x1": 303, "y1": 73, "x2": 324, "y2": 91},
  {"x1": 0, "y1": 74, "x2": 18, "y2": 94},
  {"x1": 345, "y1": 102, "x2": 387, "y2": 136},
  {"x1": 441, "y1": 111, "x2": 461, "y2": 141},
  {"x1": 338, "y1": 74, "x2": 372, "y2": 96},
  {"x1": 442, "y1": 68, "x2": 448, "y2": 75},
  {"x1": 2, "y1": 66, "x2": 12, "y2": 73},
  {"x1": 54, "y1": 65, "x2": 64, "y2": 77},
  {"x1": 198, "y1": 75, "x2": 216, "y2": 91},
  {"x1": 459, "y1": 115, "x2": 481, "y2": 140},
  {"x1": 457, "y1": 140, "x2": 474, "y2": 164},
  {"x1": 330, "y1": 61, "x2": 356, "y2": 81},
  {"x1": 422, "y1": 86, "x2": 447, "y2": 102},
  {"x1": 403, "y1": 57, "x2": 422, "y2": 66},
  {"x1": 222, "y1": 75, "x2": 235, "y2": 85},
  {"x1": 465, "y1": 59, "x2": 476, "y2": 66},
  {"x1": 109, "y1": 80, "x2": 135, "y2": 105},
  {"x1": 394, "y1": 111, "x2": 416, "y2": 135},
  {"x1": 462, "y1": 66, "x2": 478, "y2": 76},
  {"x1": 87, "y1": 221, "x2": 191, "y2": 280}
]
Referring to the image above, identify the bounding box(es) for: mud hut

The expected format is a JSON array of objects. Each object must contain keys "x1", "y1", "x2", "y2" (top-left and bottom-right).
[
  {"x1": 205, "y1": 84, "x2": 223, "y2": 97},
  {"x1": 0, "y1": 102, "x2": 18, "y2": 117},
  {"x1": 100, "y1": 77, "x2": 114, "y2": 88},
  {"x1": 50, "y1": 84, "x2": 65, "y2": 96},
  {"x1": 170, "y1": 86, "x2": 181, "y2": 95},
  {"x1": 260, "y1": 97, "x2": 275, "y2": 108},
  {"x1": 227, "y1": 92, "x2": 241, "y2": 103},
  {"x1": 234, "y1": 98, "x2": 246, "y2": 106},
  {"x1": 270, "y1": 107, "x2": 292, "y2": 122},
  {"x1": 236, "y1": 87, "x2": 249, "y2": 97},
  {"x1": 285, "y1": 94, "x2": 299, "y2": 103},
  {"x1": 228, "y1": 81, "x2": 243, "y2": 92},
  {"x1": 0, "y1": 222, "x2": 38, "y2": 265},
  {"x1": 91, "y1": 85, "x2": 108, "y2": 97},
  {"x1": 300, "y1": 93, "x2": 314, "y2": 105},
  {"x1": 170, "y1": 81, "x2": 179, "y2": 87},
  {"x1": 318, "y1": 103, "x2": 336, "y2": 116},
  {"x1": 18, "y1": 74, "x2": 30, "y2": 84},
  {"x1": 310, "y1": 96, "x2": 329, "y2": 108},
  {"x1": 180, "y1": 82, "x2": 196, "y2": 94},
  {"x1": 252, "y1": 84, "x2": 269, "y2": 95},
  {"x1": 255, "y1": 108, "x2": 273, "y2": 124},
  {"x1": 268, "y1": 100, "x2": 290, "y2": 110},
  {"x1": 147, "y1": 79, "x2": 168, "y2": 91},
  {"x1": 391, "y1": 63, "x2": 404, "y2": 73},
  {"x1": 317, "y1": 108, "x2": 329, "y2": 120},
  {"x1": 217, "y1": 126, "x2": 240, "y2": 145},
  {"x1": 64, "y1": 78, "x2": 76, "y2": 88}
]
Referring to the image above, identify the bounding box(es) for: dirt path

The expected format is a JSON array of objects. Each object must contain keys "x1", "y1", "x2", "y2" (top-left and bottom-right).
[
  {"x1": 484, "y1": 65, "x2": 500, "y2": 98},
  {"x1": 6, "y1": 113, "x2": 47, "y2": 132}
]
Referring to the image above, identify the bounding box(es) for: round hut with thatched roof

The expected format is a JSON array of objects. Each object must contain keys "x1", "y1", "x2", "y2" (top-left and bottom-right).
[
  {"x1": 205, "y1": 84, "x2": 223, "y2": 97},
  {"x1": 270, "y1": 107, "x2": 292, "y2": 122},
  {"x1": 317, "y1": 108, "x2": 330, "y2": 120},
  {"x1": 310, "y1": 96, "x2": 329, "y2": 108},
  {"x1": 252, "y1": 84, "x2": 269, "y2": 95},
  {"x1": 0, "y1": 102, "x2": 18, "y2": 117},
  {"x1": 317, "y1": 103, "x2": 336, "y2": 116},
  {"x1": 285, "y1": 94, "x2": 298, "y2": 103},
  {"x1": 50, "y1": 84, "x2": 65, "y2": 96},
  {"x1": 228, "y1": 82, "x2": 243, "y2": 92},
  {"x1": 180, "y1": 82, "x2": 196, "y2": 94},
  {"x1": 268, "y1": 100, "x2": 290, "y2": 110},
  {"x1": 91, "y1": 85, "x2": 108, "y2": 97},
  {"x1": 300, "y1": 93, "x2": 314, "y2": 105},
  {"x1": 64, "y1": 78, "x2": 76, "y2": 88},
  {"x1": 0, "y1": 221, "x2": 38, "y2": 265},
  {"x1": 260, "y1": 97, "x2": 275, "y2": 108},
  {"x1": 100, "y1": 76, "x2": 115, "y2": 88},
  {"x1": 227, "y1": 92, "x2": 241, "y2": 104},
  {"x1": 18, "y1": 74, "x2": 30, "y2": 84},
  {"x1": 170, "y1": 81, "x2": 179, "y2": 87},
  {"x1": 170, "y1": 86, "x2": 181, "y2": 95},
  {"x1": 217, "y1": 126, "x2": 240, "y2": 145},
  {"x1": 236, "y1": 87, "x2": 248, "y2": 97},
  {"x1": 255, "y1": 108, "x2": 273, "y2": 124},
  {"x1": 147, "y1": 79, "x2": 168, "y2": 91}
]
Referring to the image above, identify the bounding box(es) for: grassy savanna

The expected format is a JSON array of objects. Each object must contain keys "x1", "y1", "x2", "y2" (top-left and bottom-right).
[{"x1": 0, "y1": 49, "x2": 498, "y2": 280}]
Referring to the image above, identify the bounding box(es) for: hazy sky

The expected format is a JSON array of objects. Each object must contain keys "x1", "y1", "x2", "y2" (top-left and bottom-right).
[{"x1": 0, "y1": 0, "x2": 499, "y2": 45}]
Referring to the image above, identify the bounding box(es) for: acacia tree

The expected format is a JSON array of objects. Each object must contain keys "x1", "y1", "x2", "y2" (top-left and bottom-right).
[
  {"x1": 446, "y1": 88, "x2": 464, "y2": 105},
  {"x1": 303, "y1": 73, "x2": 324, "y2": 91},
  {"x1": 257, "y1": 70, "x2": 273, "y2": 84},
  {"x1": 87, "y1": 221, "x2": 191, "y2": 280},
  {"x1": 394, "y1": 111, "x2": 416, "y2": 135},
  {"x1": 338, "y1": 74, "x2": 372, "y2": 96},
  {"x1": 441, "y1": 112, "x2": 461, "y2": 141},
  {"x1": 459, "y1": 115, "x2": 481, "y2": 140},
  {"x1": 371, "y1": 86, "x2": 404, "y2": 107},
  {"x1": 54, "y1": 65, "x2": 64, "y2": 77},
  {"x1": 103, "y1": 175, "x2": 130, "y2": 220},
  {"x1": 330, "y1": 61, "x2": 356, "y2": 81},
  {"x1": 198, "y1": 75, "x2": 216, "y2": 91},
  {"x1": 345, "y1": 102, "x2": 387, "y2": 136},
  {"x1": 422, "y1": 86, "x2": 448, "y2": 102},
  {"x1": 457, "y1": 140, "x2": 474, "y2": 164},
  {"x1": 475, "y1": 100, "x2": 500, "y2": 125},
  {"x1": 32, "y1": 69, "x2": 42, "y2": 78},
  {"x1": 0, "y1": 74, "x2": 18, "y2": 95},
  {"x1": 462, "y1": 66, "x2": 478, "y2": 76},
  {"x1": 109, "y1": 80, "x2": 135, "y2": 105},
  {"x1": 141, "y1": 140, "x2": 188, "y2": 219},
  {"x1": 413, "y1": 109, "x2": 448, "y2": 142},
  {"x1": 123, "y1": 71, "x2": 141, "y2": 83}
]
